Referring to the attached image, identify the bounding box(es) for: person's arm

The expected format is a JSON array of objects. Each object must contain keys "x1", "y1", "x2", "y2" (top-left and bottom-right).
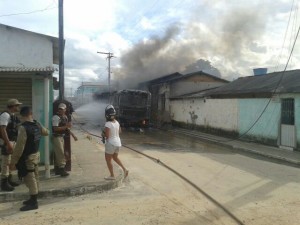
[
  {"x1": 104, "y1": 127, "x2": 110, "y2": 139},
  {"x1": 70, "y1": 131, "x2": 78, "y2": 141},
  {"x1": 0, "y1": 125, "x2": 9, "y2": 144},
  {"x1": 68, "y1": 129, "x2": 78, "y2": 141},
  {"x1": 41, "y1": 126, "x2": 49, "y2": 136},
  {"x1": 36, "y1": 121, "x2": 49, "y2": 136},
  {"x1": 10, "y1": 126, "x2": 27, "y2": 169},
  {"x1": 52, "y1": 115, "x2": 71, "y2": 133},
  {"x1": 0, "y1": 126, "x2": 13, "y2": 153},
  {"x1": 0, "y1": 113, "x2": 14, "y2": 153},
  {"x1": 52, "y1": 123, "x2": 71, "y2": 133}
]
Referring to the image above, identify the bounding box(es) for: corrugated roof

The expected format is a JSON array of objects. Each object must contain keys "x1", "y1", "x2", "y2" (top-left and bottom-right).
[
  {"x1": 0, "y1": 67, "x2": 56, "y2": 72},
  {"x1": 208, "y1": 70, "x2": 300, "y2": 95},
  {"x1": 170, "y1": 70, "x2": 229, "y2": 83},
  {"x1": 171, "y1": 69, "x2": 300, "y2": 99},
  {"x1": 141, "y1": 72, "x2": 183, "y2": 86}
]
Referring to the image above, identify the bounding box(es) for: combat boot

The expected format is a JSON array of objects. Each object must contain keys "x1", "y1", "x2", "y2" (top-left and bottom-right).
[
  {"x1": 54, "y1": 166, "x2": 60, "y2": 175},
  {"x1": 23, "y1": 196, "x2": 37, "y2": 205},
  {"x1": 20, "y1": 195, "x2": 38, "y2": 211},
  {"x1": 8, "y1": 174, "x2": 19, "y2": 187},
  {"x1": 1, "y1": 177, "x2": 15, "y2": 192},
  {"x1": 59, "y1": 168, "x2": 69, "y2": 177}
]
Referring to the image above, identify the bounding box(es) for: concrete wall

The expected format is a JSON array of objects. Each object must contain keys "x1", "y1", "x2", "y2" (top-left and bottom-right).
[
  {"x1": 170, "y1": 81, "x2": 225, "y2": 97},
  {"x1": 0, "y1": 25, "x2": 53, "y2": 67},
  {"x1": 238, "y1": 98, "x2": 280, "y2": 142},
  {"x1": 170, "y1": 98, "x2": 238, "y2": 132},
  {"x1": 171, "y1": 94, "x2": 300, "y2": 149},
  {"x1": 295, "y1": 96, "x2": 300, "y2": 146}
]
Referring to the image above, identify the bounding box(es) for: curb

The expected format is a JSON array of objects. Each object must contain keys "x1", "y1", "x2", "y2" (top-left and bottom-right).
[
  {"x1": 169, "y1": 129, "x2": 300, "y2": 167},
  {"x1": 231, "y1": 145, "x2": 300, "y2": 166},
  {"x1": 0, "y1": 175, "x2": 123, "y2": 203}
]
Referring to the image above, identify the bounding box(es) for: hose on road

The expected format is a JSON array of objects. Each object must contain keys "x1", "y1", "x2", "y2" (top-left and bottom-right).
[{"x1": 72, "y1": 114, "x2": 245, "y2": 225}]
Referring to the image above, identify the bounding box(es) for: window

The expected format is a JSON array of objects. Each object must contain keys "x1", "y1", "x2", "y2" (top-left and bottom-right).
[
  {"x1": 160, "y1": 93, "x2": 166, "y2": 111},
  {"x1": 281, "y1": 98, "x2": 294, "y2": 125}
]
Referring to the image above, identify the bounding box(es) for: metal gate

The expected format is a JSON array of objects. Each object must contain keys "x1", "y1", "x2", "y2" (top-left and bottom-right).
[
  {"x1": 0, "y1": 77, "x2": 32, "y2": 110},
  {"x1": 280, "y1": 98, "x2": 296, "y2": 149}
]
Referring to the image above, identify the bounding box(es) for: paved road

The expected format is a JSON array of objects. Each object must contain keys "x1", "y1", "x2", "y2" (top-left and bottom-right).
[
  {"x1": 1, "y1": 106, "x2": 299, "y2": 225},
  {"x1": 121, "y1": 129, "x2": 300, "y2": 225}
]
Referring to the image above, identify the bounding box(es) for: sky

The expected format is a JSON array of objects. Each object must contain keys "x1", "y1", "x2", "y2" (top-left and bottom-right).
[{"x1": 1, "y1": 0, "x2": 300, "y2": 96}]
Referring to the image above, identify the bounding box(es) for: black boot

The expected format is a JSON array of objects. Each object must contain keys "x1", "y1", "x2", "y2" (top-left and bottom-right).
[
  {"x1": 1, "y1": 177, "x2": 14, "y2": 192},
  {"x1": 20, "y1": 195, "x2": 38, "y2": 211},
  {"x1": 8, "y1": 174, "x2": 19, "y2": 187},
  {"x1": 59, "y1": 168, "x2": 69, "y2": 177},
  {"x1": 23, "y1": 196, "x2": 37, "y2": 205},
  {"x1": 54, "y1": 166, "x2": 60, "y2": 175}
]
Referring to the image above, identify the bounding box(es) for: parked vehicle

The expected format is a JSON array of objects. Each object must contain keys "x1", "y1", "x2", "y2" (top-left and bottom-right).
[{"x1": 110, "y1": 89, "x2": 151, "y2": 127}]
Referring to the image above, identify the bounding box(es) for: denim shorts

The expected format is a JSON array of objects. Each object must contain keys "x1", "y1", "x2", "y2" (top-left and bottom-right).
[{"x1": 105, "y1": 142, "x2": 120, "y2": 155}]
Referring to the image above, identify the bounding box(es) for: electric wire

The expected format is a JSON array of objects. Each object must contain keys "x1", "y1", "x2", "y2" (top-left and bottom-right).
[
  {"x1": 273, "y1": 0, "x2": 296, "y2": 72},
  {"x1": 211, "y1": 3, "x2": 300, "y2": 144},
  {"x1": 71, "y1": 113, "x2": 244, "y2": 225},
  {"x1": 0, "y1": 3, "x2": 57, "y2": 18},
  {"x1": 233, "y1": 22, "x2": 300, "y2": 141}
]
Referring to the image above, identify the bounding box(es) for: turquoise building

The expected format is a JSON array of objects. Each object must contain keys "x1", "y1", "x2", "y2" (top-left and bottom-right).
[{"x1": 170, "y1": 70, "x2": 300, "y2": 151}]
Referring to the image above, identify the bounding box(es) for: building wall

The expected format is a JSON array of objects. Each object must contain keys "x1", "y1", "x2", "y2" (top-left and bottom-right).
[
  {"x1": 170, "y1": 81, "x2": 225, "y2": 97},
  {"x1": 295, "y1": 97, "x2": 300, "y2": 148},
  {"x1": 170, "y1": 98, "x2": 238, "y2": 132},
  {"x1": 0, "y1": 25, "x2": 53, "y2": 67},
  {"x1": 279, "y1": 93, "x2": 300, "y2": 149},
  {"x1": 238, "y1": 98, "x2": 280, "y2": 144},
  {"x1": 0, "y1": 74, "x2": 53, "y2": 163},
  {"x1": 171, "y1": 94, "x2": 300, "y2": 149},
  {"x1": 171, "y1": 97, "x2": 280, "y2": 143}
]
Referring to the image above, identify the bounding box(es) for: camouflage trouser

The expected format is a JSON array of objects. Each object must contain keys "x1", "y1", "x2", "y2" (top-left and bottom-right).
[
  {"x1": 0, "y1": 140, "x2": 15, "y2": 179},
  {"x1": 1, "y1": 154, "x2": 11, "y2": 178},
  {"x1": 24, "y1": 152, "x2": 40, "y2": 195},
  {"x1": 52, "y1": 136, "x2": 66, "y2": 168}
]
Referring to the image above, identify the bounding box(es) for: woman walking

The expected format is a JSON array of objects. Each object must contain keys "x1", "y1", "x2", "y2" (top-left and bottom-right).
[{"x1": 103, "y1": 105, "x2": 128, "y2": 180}]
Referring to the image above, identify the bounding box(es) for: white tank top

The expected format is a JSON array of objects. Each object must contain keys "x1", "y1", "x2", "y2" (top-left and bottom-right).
[{"x1": 105, "y1": 120, "x2": 121, "y2": 147}]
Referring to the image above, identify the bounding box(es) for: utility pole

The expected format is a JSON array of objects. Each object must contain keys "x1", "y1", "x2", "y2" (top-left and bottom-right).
[
  {"x1": 58, "y1": 0, "x2": 64, "y2": 100},
  {"x1": 97, "y1": 51, "x2": 114, "y2": 94}
]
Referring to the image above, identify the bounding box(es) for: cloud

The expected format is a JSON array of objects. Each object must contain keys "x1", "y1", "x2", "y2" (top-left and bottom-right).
[
  {"x1": 113, "y1": 0, "x2": 300, "y2": 86},
  {"x1": 1, "y1": 0, "x2": 300, "y2": 92}
]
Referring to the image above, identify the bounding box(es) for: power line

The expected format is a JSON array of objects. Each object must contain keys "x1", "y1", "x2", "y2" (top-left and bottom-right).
[
  {"x1": 226, "y1": 22, "x2": 300, "y2": 143},
  {"x1": 97, "y1": 51, "x2": 115, "y2": 95},
  {"x1": 0, "y1": 3, "x2": 57, "y2": 18}
]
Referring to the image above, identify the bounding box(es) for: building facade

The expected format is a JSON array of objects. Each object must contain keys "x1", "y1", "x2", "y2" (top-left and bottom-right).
[
  {"x1": 170, "y1": 70, "x2": 300, "y2": 151},
  {"x1": 141, "y1": 71, "x2": 229, "y2": 127},
  {"x1": 0, "y1": 24, "x2": 59, "y2": 163}
]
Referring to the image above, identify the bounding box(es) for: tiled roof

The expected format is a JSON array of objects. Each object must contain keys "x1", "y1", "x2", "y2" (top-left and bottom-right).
[{"x1": 0, "y1": 66, "x2": 56, "y2": 72}]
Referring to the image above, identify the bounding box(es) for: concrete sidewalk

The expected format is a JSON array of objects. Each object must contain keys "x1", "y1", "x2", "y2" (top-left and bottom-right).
[
  {"x1": 0, "y1": 129, "x2": 124, "y2": 203},
  {"x1": 169, "y1": 128, "x2": 300, "y2": 167}
]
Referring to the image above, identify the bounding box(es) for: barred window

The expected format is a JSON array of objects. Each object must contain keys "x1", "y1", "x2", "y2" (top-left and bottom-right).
[{"x1": 281, "y1": 98, "x2": 294, "y2": 125}]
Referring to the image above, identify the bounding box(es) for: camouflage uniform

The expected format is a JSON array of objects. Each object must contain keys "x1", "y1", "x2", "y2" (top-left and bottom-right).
[
  {"x1": 52, "y1": 103, "x2": 70, "y2": 177},
  {"x1": 0, "y1": 103, "x2": 21, "y2": 191}
]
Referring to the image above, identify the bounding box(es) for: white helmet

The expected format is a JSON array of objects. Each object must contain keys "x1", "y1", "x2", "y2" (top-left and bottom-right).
[{"x1": 105, "y1": 105, "x2": 116, "y2": 119}]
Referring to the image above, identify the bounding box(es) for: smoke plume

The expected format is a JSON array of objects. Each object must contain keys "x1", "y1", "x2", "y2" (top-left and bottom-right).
[{"x1": 114, "y1": 2, "x2": 274, "y2": 89}]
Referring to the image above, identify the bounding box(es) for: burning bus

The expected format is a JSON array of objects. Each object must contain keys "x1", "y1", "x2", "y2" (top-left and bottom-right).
[{"x1": 110, "y1": 89, "x2": 151, "y2": 128}]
